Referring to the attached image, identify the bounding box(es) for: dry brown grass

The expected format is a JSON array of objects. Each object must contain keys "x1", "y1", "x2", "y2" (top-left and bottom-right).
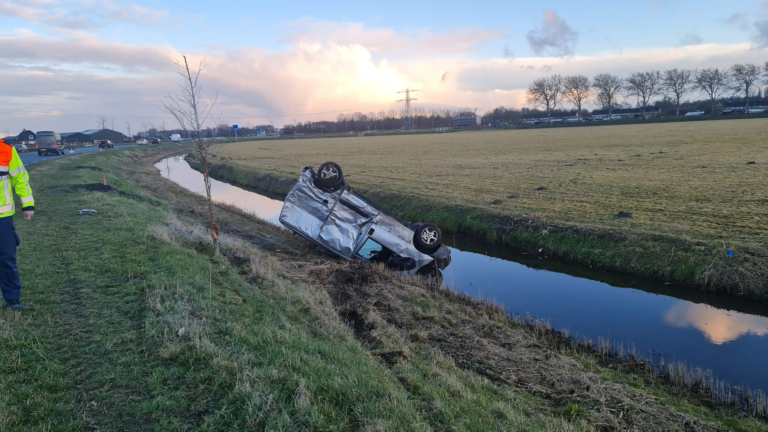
[{"x1": 214, "y1": 120, "x2": 768, "y2": 245}]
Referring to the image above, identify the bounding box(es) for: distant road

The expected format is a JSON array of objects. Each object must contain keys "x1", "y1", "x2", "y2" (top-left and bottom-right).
[{"x1": 19, "y1": 145, "x2": 134, "y2": 167}]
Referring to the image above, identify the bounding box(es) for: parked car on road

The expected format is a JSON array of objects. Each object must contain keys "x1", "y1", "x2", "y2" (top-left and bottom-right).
[
  {"x1": 98, "y1": 140, "x2": 114, "y2": 149},
  {"x1": 137, "y1": 139, "x2": 148, "y2": 145},
  {"x1": 36, "y1": 131, "x2": 64, "y2": 156},
  {"x1": 151, "y1": 138, "x2": 161, "y2": 144},
  {"x1": 280, "y1": 162, "x2": 450, "y2": 273},
  {"x1": 14, "y1": 144, "x2": 27, "y2": 153}
]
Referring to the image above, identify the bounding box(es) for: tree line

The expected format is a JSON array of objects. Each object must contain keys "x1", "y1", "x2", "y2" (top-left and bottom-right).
[
  {"x1": 280, "y1": 108, "x2": 476, "y2": 135},
  {"x1": 524, "y1": 62, "x2": 768, "y2": 120}
]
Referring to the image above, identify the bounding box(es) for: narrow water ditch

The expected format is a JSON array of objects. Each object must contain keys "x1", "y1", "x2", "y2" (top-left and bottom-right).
[{"x1": 157, "y1": 155, "x2": 768, "y2": 393}]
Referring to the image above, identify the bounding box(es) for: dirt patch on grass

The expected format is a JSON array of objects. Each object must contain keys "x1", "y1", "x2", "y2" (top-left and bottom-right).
[
  {"x1": 309, "y1": 262, "x2": 742, "y2": 431},
  {"x1": 75, "y1": 166, "x2": 103, "y2": 171},
  {"x1": 45, "y1": 183, "x2": 131, "y2": 197}
]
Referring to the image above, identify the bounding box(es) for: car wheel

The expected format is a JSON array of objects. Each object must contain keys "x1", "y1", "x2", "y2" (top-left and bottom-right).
[
  {"x1": 388, "y1": 256, "x2": 417, "y2": 271},
  {"x1": 314, "y1": 161, "x2": 345, "y2": 192},
  {"x1": 414, "y1": 223, "x2": 442, "y2": 254}
]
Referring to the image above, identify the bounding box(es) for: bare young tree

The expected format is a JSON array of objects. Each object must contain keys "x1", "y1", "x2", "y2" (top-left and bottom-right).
[
  {"x1": 97, "y1": 115, "x2": 109, "y2": 130},
  {"x1": 109, "y1": 117, "x2": 116, "y2": 131},
  {"x1": 695, "y1": 68, "x2": 730, "y2": 114},
  {"x1": 125, "y1": 121, "x2": 132, "y2": 144},
  {"x1": 526, "y1": 75, "x2": 562, "y2": 120},
  {"x1": 593, "y1": 73, "x2": 623, "y2": 117},
  {"x1": 731, "y1": 63, "x2": 762, "y2": 112},
  {"x1": 624, "y1": 71, "x2": 662, "y2": 118},
  {"x1": 663, "y1": 68, "x2": 694, "y2": 117},
  {"x1": 562, "y1": 75, "x2": 592, "y2": 119},
  {"x1": 162, "y1": 55, "x2": 220, "y2": 255}
]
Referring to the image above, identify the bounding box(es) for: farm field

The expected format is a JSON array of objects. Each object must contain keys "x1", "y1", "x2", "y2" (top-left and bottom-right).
[
  {"x1": 214, "y1": 120, "x2": 768, "y2": 244},
  {"x1": 209, "y1": 119, "x2": 768, "y2": 293}
]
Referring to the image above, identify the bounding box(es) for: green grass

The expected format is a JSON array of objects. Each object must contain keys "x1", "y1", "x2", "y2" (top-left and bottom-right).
[{"x1": 0, "y1": 146, "x2": 765, "y2": 430}]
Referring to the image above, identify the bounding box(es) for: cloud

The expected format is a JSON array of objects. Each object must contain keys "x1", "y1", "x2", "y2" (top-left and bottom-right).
[
  {"x1": 280, "y1": 20, "x2": 504, "y2": 59},
  {"x1": 678, "y1": 33, "x2": 703, "y2": 46},
  {"x1": 755, "y1": 1, "x2": 768, "y2": 47},
  {"x1": 503, "y1": 46, "x2": 514, "y2": 59},
  {"x1": 0, "y1": 0, "x2": 173, "y2": 29},
  {"x1": 0, "y1": 0, "x2": 94, "y2": 28},
  {"x1": 757, "y1": 20, "x2": 768, "y2": 47},
  {"x1": 1, "y1": 18, "x2": 768, "y2": 134},
  {"x1": 454, "y1": 43, "x2": 766, "y2": 96},
  {"x1": 526, "y1": 10, "x2": 579, "y2": 57},
  {"x1": 725, "y1": 13, "x2": 750, "y2": 31}
]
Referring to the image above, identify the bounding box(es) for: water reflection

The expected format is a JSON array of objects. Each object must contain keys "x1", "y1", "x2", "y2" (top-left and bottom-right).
[
  {"x1": 157, "y1": 156, "x2": 283, "y2": 225},
  {"x1": 155, "y1": 156, "x2": 768, "y2": 392},
  {"x1": 665, "y1": 302, "x2": 768, "y2": 345}
]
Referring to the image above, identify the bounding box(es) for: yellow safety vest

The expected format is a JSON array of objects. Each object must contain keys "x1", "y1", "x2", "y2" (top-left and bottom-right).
[{"x1": 0, "y1": 140, "x2": 35, "y2": 218}]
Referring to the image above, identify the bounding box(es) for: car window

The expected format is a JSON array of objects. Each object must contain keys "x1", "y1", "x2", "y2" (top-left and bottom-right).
[
  {"x1": 357, "y1": 239, "x2": 384, "y2": 260},
  {"x1": 37, "y1": 135, "x2": 55, "y2": 145}
]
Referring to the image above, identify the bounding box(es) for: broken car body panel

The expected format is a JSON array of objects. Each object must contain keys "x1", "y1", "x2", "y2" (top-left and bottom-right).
[{"x1": 280, "y1": 166, "x2": 449, "y2": 271}]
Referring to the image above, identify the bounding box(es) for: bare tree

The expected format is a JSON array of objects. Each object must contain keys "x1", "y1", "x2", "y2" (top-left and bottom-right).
[
  {"x1": 562, "y1": 75, "x2": 592, "y2": 119},
  {"x1": 593, "y1": 74, "x2": 623, "y2": 117},
  {"x1": 624, "y1": 71, "x2": 662, "y2": 118},
  {"x1": 97, "y1": 116, "x2": 109, "y2": 130},
  {"x1": 125, "y1": 121, "x2": 132, "y2": 144},
  {"x1": 526, "y1": 75, "x2": 562, "y2": 120},
  {"x1": 109, "y1": 117, "x2": 116, "y2": 131},
  {"x1": 695, "y1": 68, "x2": 730, "y2": 114},
  {"x1": 731, "y1": 63, "x2": 762, "y2": 112},
  {"x1": 141, "y1": 122, "x2": 149, "y2": 138},
  {"x1": 663, "y1": 68, "x2": 694, "y2": 117},
  {"x1": 162, "y1": 55, "x2": 220, "y2": 255}
]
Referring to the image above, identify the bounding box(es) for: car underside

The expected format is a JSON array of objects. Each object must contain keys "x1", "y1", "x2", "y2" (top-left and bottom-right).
[{"x1": 279, "y1": 162, "x2": 450, "y2": 275}]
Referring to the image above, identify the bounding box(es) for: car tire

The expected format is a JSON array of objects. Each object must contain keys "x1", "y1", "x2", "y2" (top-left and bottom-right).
[
  {"x1": 413, "y1": 223, "x2": 442, "y2": 254},
  {"x1": 37, "y1": 151, "x2": 42, "y2": 156},
  {"x1": 388, "y1": 256, "x2": 417, "y2": 271},
  {"x1": 314, "y1": 161, "x2": 345, "y2": 192}
]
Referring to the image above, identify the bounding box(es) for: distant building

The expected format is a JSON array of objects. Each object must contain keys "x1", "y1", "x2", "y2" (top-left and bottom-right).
[
  {"x1": 452, "y1": 112, "x2": 478, "y2": 128},
  {"x1": 721, "y1": 101, "x2": 768, "y2": 114},
  {"x1": 15, "y1": 129, "x2": 36, "y2": 144},
  {"x1": 519, "y1": 112, "x2": 576, "y2": 124},
  {"x1": 591, "y1": 107, "x2": 660, "y2": 120},
  {"x1": 81, "y1": 129, "x2": 127, "y2": 143},
  {"x1": 61, "y1": 132, "x2": 93, "y2": 144}
]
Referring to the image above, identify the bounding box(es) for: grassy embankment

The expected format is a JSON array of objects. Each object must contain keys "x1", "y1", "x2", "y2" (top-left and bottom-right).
[
  {"x1": 0, "y1": 145, "x2": 766, "y2": 429},
  {"x1": 204, "y1": 119, "x2": 768, "y2": 297}
]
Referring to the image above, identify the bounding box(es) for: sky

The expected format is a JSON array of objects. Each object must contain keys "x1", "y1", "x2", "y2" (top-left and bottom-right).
[{"x1": 1, "y1": 0, "x2": 767, "y2": 134}]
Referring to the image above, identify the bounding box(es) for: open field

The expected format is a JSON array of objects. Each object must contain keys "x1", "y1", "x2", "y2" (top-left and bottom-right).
[
  {"x1": 207, "y1": 119, "x2": 768, "y2": 295},
  {"x1": 1, "y1": 146, "x2": 767, "y2": 430}
]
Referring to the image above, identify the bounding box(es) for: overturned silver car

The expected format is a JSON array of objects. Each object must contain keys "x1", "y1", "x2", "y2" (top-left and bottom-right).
[{"x1": 279, "y1": 162, "x2": 450, "y2": 272}]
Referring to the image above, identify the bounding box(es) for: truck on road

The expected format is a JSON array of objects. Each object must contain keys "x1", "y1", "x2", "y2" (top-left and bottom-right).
[
  {"x1": 36, "y1": 131, "x2": 63, "y2": 156},
  {"x1": 171, "y1": 134, "x2": 181, "y2": 142}
]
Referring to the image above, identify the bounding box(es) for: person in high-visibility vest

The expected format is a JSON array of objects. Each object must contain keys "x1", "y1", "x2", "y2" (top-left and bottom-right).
[{"x1": 0, "y1": 139, "x2": 34, "y2": 311}]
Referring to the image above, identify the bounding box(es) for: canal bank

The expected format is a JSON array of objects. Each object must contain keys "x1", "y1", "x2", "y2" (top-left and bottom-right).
[{"x1": 163, "y1": 155, "x2": 768, "y2": 405}]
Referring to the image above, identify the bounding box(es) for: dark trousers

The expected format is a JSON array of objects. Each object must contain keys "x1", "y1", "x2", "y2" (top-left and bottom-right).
[{"x1": 0, "y1": 216, "x2": 22, "y2": 302}]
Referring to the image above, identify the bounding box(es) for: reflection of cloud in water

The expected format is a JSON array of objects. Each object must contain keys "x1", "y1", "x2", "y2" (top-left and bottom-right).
[{"x1": 665, "y1": 302, "x2": 768, "y2": 345}]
